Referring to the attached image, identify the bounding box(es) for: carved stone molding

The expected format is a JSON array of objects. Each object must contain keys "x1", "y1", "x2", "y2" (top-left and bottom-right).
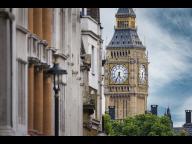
[{"x1": 0, "y1": 10, "x2": 15, "y2": 21}]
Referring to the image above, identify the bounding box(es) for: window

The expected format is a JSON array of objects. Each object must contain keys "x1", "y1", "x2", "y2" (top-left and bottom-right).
[
  {"x1": 111, "y1": 51, "x2": 113, "y2": 58},
  {"x1": 17, "y1": 60, "x2": 26, "y2": 125},
  {"x1": 91, "y1": 45, "x2": 95, "y2": 75},
  {"x1": 114, "y1": 52, "x2": 116, "y2": 58},
  {"x1": 16, "y1": 8, "x2": 27, "y2": 28}
]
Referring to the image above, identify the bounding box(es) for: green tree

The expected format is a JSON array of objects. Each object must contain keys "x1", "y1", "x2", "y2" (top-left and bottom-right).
[
  {"x1": 103, "y1": 113, "x2": 175, "y2": 136},
  {"x1": 103, "y1": 113, "x2": 113, "y2": 135}
]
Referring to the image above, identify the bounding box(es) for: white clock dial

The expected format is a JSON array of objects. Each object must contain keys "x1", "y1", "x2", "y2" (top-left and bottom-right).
[
  {"x1": 139, "y1": 64, "x2": 146, "y2": 84},
  {"x1": 111, "y1": 65, "x2": 128, "y2": 84}
]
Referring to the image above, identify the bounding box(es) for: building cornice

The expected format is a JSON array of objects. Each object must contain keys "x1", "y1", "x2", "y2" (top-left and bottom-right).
[{"x1": 81, "y1": 30, "x2": 103, "y2": 43}]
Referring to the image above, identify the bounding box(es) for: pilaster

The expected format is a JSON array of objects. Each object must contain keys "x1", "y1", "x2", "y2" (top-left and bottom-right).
[
  {"x1": 33, "y1": 8, "x2": 42, "y2": 38},
  {"x1": 0, "y1": 9, "x2": 15, "y2": 135},
  {"x1": 43, "y1": 73, "x2": 52, "y2": 135},
  {"x1": 34, "y1": 65, "x2": 44, "y2": 134},
  {"x1": 28, "y1": 8, "x2": 33, "y2": 33},
  {"x1": 28, "y1": 63, "x2": 34, "y2": 131}
]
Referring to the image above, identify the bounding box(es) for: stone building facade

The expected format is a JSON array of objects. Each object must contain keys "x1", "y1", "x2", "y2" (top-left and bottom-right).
[
  {"x1": 104, "y1": 8, "x2": 149, "y2": 120},
  {"x1": 0, "y1": 8, "x2": 83, "y2": 136},
  {"x1": 80, "y1": 8, "x2": 103, "y2": 136}
]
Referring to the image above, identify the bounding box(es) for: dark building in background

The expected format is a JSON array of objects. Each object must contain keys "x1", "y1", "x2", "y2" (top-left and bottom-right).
[
  {"x1": 151, "y1": 105, "x2": 158, "y2": 115},
  {"x1": 185, "y1": 110, "x2": 192, "y2": 124},
  {"x1": 81, "y1": 8, "x2": 100, "y2": 23},
  {"x1": 174, "y1": 110, "x2": 192, "y2": 136},
  {"x1": 108, "y1": 106, "x2": 115, "y2": 120},
  {"x1": 150, "y1": 105, "x2": 173, "y2": 128},
  {"x1": 183, "y1": 110, "x2": 192, "y2": 135},
  {"x1": 164, "y1": 107, "x2": 173, "y2": 128},
  {"x1": 87, "y1": 8, "x2": 100, "y2": 23}
]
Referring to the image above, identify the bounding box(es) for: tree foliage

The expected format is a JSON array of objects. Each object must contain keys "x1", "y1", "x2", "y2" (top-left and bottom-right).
[{"x1": 103, "y1": 113, "x2": 175, "y2": 136}]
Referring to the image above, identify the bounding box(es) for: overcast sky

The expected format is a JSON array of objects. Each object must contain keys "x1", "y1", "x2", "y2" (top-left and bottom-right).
[{"x1": 100, "y1": 8, "x2": 192, "y2": 127}]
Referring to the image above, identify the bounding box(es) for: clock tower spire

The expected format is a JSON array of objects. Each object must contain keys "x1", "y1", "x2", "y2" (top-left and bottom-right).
[
  {"x1": 104, "y1": 8, "x2": 148, "y2": 120},
  {"x1": 115, "y1": 8, "x2": 136, "y2": 29}
]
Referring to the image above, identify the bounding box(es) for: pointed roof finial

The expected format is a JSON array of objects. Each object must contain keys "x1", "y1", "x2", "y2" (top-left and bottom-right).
[
  {"x1": 116, "y1": 8, "x2": 136, "y2": 18},
  {"x1": 167, "y1": 107, "x2": 171, "y2": 115}
]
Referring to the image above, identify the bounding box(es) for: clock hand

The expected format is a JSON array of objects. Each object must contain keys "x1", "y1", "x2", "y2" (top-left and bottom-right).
[{"x1": 115, "y1": 76, "x2": 118, "y2": 82}]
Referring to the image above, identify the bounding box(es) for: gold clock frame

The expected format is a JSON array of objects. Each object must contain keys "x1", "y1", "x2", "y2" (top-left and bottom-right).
[{"x1": 109, "y1": 63, "x2": 129, "y2": 85}]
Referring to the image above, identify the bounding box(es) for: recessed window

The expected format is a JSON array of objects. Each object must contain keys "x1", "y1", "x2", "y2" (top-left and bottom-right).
[
  {"x1": 17, "y1": 60, "x2": 26, "y2": 125},
  {"x1": 91, "y1": 45, "x2": 95, "y2": 75}
]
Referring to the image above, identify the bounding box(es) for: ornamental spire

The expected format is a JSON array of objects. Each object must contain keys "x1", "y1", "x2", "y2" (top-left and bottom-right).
[
  {"x1": 116, "y1": 8, "x2": 136, "y2": 18},
  {"x1": 115, "y1": 8, "x2": 136, "y2": 29}
]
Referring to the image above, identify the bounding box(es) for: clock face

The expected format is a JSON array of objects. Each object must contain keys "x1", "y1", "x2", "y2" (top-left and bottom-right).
[
  {"x1": 139, "y1": 64, "x2": 146, "y2": 84},
  {"x1": 111, "y1": 65, "x2": 128, "y2": 84}
]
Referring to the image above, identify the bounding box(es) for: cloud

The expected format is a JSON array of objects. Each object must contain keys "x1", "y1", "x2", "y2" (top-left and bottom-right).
[
  {"x1": 136, "y1": 9, "x2": 192, "y2": 127},
  {"x1": 100, "y1": 8, "x2": 192, "y2": 127},
  {"x1": 136, "y1": 9, "x2": 192, "y2": 92}
]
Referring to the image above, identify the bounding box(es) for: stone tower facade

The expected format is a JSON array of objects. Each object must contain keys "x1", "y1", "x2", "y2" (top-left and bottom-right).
[{"x1": 104, "y1": 8, "x2": 148, "y2": 120}]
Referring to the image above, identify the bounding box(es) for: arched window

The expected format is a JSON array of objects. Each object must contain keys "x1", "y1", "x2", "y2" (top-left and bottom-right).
[{"x1": 111, "y1": 51, "x2": 113, "y2": 58}]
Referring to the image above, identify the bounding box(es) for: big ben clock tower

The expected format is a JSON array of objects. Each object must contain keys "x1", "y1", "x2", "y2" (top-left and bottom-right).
[{"x1": 104, "y1": 8, "x2": 148, "y2": 120}]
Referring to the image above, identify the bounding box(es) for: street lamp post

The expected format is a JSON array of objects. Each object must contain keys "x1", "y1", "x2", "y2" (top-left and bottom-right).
[{"x1": 47, "y1": 63, "x2": 67, "y2": 136}]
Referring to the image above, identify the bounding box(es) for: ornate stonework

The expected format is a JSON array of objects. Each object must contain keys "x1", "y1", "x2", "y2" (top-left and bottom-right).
[{"x1": 104, "y1": 8, "x2": 149, "y2": 120}]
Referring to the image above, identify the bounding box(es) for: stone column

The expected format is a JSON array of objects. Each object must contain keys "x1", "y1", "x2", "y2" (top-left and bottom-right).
[
  {"x1": 42, "y1": 8, "x2": 53, "y2": 135},
  {"x1": 43, "y1": 74, "x2": 52, "y2": 135},
  {"x1": 42, "y1": 8, "x2": 52, "y2": 46},
  {"x1": 28, "y1": 8, "x2": 33, "y2": 33},
  {"x1": 0, "y1": 9, "x2": 12, "y2": 126},
  {"x1": 34, "y1": 66, "x2": 44, "y2": 134},
  {"x1": 28, "y1": 64, "x2": 34, "y2": 131},
  {"x1": 33, "y1": 8, "x2": 42, "y2": 38},
  {"x1": 33, "y1": 8, "x2": 44, "y2": 134},
  {"x1": 0, "y1": 8, "x2": 15, "y2": 135}
]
